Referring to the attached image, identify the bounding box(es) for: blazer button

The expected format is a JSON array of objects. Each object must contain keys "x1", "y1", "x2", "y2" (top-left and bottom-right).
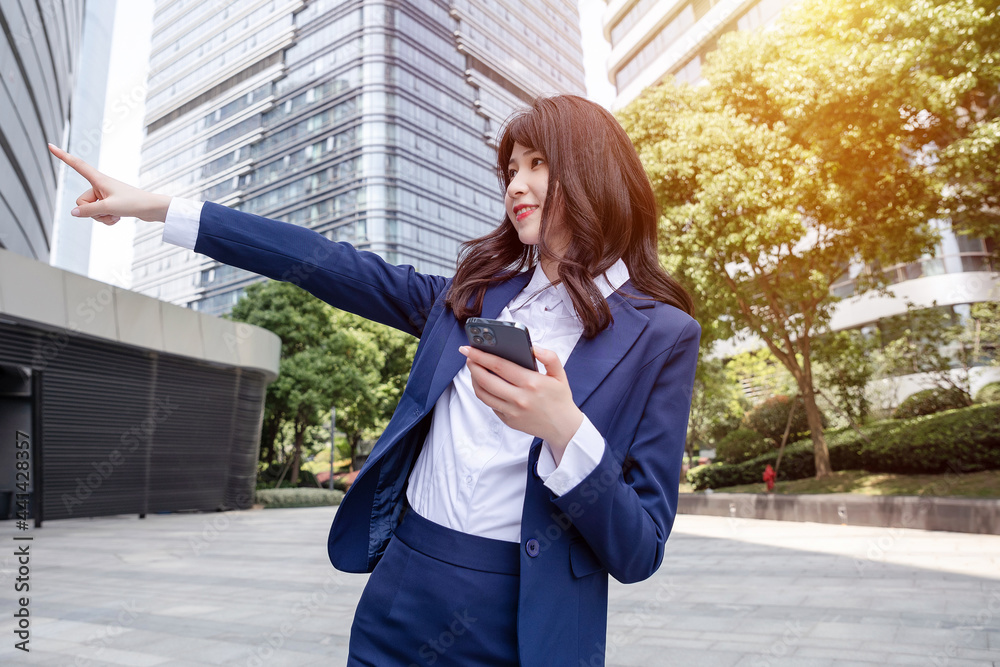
[{"x1": 525, "y1": 538, "x2": 540, "y2": 558}]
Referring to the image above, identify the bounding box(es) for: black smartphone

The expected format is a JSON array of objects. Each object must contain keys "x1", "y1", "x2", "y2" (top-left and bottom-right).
[{"x1": 464, "y1": 317, "x2": 538, "y2": 371}]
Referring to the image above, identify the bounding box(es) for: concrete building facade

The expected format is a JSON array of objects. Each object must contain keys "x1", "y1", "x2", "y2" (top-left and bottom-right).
[
  {"x1": 0, "y1": 0, "x2": 84, "y2": 262},
  {"x1": 133, "y1": 0, "x2": 586, "y2": 316}
]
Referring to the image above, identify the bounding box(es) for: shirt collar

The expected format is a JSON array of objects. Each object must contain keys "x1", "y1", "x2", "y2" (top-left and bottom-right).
[{"x1": 509, "y1": 258, "x2": 631, "y2": 315}]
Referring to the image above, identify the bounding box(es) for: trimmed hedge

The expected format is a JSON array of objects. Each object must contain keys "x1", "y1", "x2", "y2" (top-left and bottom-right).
[
  {"x1": 715, "y1": 428, "x2": 775, "y2": 464},
  {"x1": 687, "y1": 403, "x2": 1000, "y2": 490},
  {"x1": 254, "y1": 488, "x2": 344, "y2": 508},
  {"x1": 976, "y1": 382, "x2": 1000, "y2": 404},
  {"x1": 891, "y1": 387, "x2": 972, "y2": 419}
]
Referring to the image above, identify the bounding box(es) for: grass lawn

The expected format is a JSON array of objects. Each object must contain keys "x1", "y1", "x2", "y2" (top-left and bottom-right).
[{"x1": 679, "y1": 469, "x2": 1000, "y2": 498}]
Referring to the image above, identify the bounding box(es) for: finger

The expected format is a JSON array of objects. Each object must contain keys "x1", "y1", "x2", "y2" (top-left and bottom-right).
[
  {"x1": 532, "y1": 346, "x2": 567, "y2": 381},
  {"x1": 94, "y1": 215, "x2": 121, "y2": 226},
  {"x1": 466, "y1": 359, "x2": 518, "y2": 405},
  {"x1": 76, "y1": 188, "x2": 98, "y2": 207},
  {"x1": 459, "y1": 345, "x2": 533, "y2": 385},
  {"x1": 73, "y1": 199, "x2": 111, "y2": 219},
  {"x1": 48, "y1": 143, "x2": 102, "y2": 184}
]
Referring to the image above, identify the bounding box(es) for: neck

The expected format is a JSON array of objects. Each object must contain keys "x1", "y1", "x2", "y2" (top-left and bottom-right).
[{"x1": 539, "y1": 256, "x2": 560, "y2": 283}]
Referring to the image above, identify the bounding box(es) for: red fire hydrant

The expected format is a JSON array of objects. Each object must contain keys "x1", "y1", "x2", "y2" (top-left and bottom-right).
[{"x1": 763, "y1": 464, "x2": 776, "y2": 493}]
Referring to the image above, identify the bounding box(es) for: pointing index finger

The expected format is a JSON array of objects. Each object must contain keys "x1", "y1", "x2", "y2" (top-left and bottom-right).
[{"x1": 47, "y1": 143, "x2": 100, "y2": 183}]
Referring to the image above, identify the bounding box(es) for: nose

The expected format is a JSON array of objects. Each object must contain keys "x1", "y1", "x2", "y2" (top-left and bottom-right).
[{"x1": 507, "y1": 171, "x2": 526, "y2": 197}]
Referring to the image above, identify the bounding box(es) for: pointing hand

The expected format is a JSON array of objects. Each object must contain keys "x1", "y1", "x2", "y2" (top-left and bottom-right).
[{"x1": 47, "y1": 143, "x2": 171, "y2": 224}]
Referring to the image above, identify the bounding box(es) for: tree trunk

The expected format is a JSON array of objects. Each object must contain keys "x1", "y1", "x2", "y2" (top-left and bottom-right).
[
  {"x1": 802, "y1": 388, "x2": 831, "y2": 477},
  {"x1": 289, "y1": 421, "x2": 305, "y2": 486},
  {"x1": 348, "y1": 434, "x2": 361, "y2": 473}
]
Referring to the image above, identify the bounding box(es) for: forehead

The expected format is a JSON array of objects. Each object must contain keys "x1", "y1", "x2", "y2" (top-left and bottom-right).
[{"x1": 508, "y1": 142, "x2": 541, "y2": 163}]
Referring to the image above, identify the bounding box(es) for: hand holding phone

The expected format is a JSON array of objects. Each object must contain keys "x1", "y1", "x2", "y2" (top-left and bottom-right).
[{"x1": 464, "y1": 317, "x2": 538, "y2": 371}]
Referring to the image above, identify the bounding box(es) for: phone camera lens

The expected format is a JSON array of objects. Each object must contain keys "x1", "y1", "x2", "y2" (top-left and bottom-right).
[
  {"x1": 472, "y1": 335, "x2": 484, "y2": 345},
  {"x1": 483, "y1": 331, "x2": 495, "y2": 342},
  {"x1": 469, "y1": 326, "x2": 481, "y2": 335}
]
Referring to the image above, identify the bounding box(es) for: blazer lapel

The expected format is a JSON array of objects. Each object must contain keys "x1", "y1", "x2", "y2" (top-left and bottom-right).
[
  {"x1": 563, "y1": 287, "x2": 648, "y2": 408},
  {"x1": 424, "y1": 271, "x2": 533, "y2": 410}
]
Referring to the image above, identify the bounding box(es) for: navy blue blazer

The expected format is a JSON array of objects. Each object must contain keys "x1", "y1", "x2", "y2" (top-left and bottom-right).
[{"x1": 192, "y1": 202, "x2": 701, "y2": 666}]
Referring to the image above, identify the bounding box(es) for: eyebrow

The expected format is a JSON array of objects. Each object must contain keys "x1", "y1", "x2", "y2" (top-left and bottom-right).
[{"x1": 508, "y1": 149, "x2": 540, "y2": 167}]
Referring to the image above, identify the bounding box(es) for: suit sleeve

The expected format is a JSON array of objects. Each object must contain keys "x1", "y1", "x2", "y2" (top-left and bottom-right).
[
  {"x1": 165, "y1": 198, "x2": 448, "y2": 337},
  {"x1": 553, "y1": 318, "x2": 701, "y2": 584}
]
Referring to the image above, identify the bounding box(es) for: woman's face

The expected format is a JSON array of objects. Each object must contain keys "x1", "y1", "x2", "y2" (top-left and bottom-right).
[{"x1": 505, "y1": 142, "x2": 549, "y2": 246}]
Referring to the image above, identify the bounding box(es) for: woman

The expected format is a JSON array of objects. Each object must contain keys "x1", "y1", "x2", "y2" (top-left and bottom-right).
[{"x1": 50, "y1": 94, "x2": 700, "y2": 666}]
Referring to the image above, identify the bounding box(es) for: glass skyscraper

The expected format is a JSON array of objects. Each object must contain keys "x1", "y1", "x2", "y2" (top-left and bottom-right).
[{"x1": 133, "y1": 0, "x2": 586, "y2": 316}]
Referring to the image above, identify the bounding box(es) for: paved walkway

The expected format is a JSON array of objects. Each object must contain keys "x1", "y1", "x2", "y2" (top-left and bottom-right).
[{"x1": 0, "y1": 507, "x2": 998, "y2": 666}]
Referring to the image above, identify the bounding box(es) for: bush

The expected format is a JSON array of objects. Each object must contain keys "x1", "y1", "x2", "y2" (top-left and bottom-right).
[
  {"x1": 715, "y1": 428, "x2": 774, "y2": 464},
  {"x1": 686, "y1": 403, "x2": 1000, "y2": 490},
  {"x1": 254, "y1": 488, "x2": 344, "y2": 508},
  {"x1": 742, "y1": 395, "x2": 825, "y2": 443},
  {"x1": 892, "y1": 387, "x2": 972, "y2": 419},
  {"x1": 257, "y1": 463, "x2": 323, "y2": 489},
  {"x1": 975, "y1": 382, "x2": 1000, "y2": 404}
]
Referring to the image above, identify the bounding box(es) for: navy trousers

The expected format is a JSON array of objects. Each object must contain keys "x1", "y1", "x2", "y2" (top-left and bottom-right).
[{"x1": 347, "y1": 509, "x2": 521, "y2": 666}]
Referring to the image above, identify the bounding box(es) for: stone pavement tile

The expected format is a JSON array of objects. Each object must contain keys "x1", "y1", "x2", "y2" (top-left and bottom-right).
[
  {"x1": 51, "y1": 643, "x2": 175, "y2": 666},
  {"x1": 607, "y1": 644, "x2": 742, "y2": 667},
  {"x1": 807, "y1": 620, "x2": 897, "y2": 642},
  {"x1": 636, "y1": 636, "x2": 715, "y2": 650},
  {"x1": 885, "y1": 656, "x2": 995, "y2": 667},
  {"x1": 802, "y1": 595, "x2": 873, "y2": 610},
  {"x1": 699, "y1": 630, "x2": 783, "y2": 646},
  {"x1": 733, "y1": 656, "x2": 834, "y2": 667},
  {"x1": 134, "y1": 635, "x2": 255, "y2": 664},
  {"x1": 794, "y1": 646, "x2": 889, "y2": 662},
  {"x1": 893, "y1": 624, "x2": 991, "y2": 650},
  {"x1": 989, "y1": 630, "x2": 1000, "y2": 649},
  {"x1": 32, "y1": 618, "x2": 124, "y2": 643},
  {"x1": 0, "y1": 648, "x2": 86, "y2": 666}
]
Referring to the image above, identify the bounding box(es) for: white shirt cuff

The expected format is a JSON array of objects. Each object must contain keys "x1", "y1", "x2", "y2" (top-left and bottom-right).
[
  {"x1": 162, "y1": 197, "x2": 204, "y2": 250},
  {"x1": 538, "y1": 416, "x2": 606, "y2": 497}
]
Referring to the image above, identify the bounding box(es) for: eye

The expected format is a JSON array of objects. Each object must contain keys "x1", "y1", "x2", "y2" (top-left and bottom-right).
[
  {"x1": 507, "y1": 168, "x2": 517, "y2": 179},
  {"x1": 531, "y1": 157, "x2": 545, "y2": 168}
]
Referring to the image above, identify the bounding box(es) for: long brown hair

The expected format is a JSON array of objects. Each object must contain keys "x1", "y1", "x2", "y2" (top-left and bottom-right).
[{"x1": 446, "y1": 95, "x2": 692, "y2": 338}]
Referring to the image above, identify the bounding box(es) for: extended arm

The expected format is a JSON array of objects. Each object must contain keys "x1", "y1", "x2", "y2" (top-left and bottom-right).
[{"x1": 48, "y1": 144, "x2": 447, "y2": 337}]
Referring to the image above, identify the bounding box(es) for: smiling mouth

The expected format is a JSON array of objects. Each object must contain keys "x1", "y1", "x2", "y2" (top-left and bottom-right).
[{"x1": 513, "y1": 205, "x2": 538, "y2": 221}]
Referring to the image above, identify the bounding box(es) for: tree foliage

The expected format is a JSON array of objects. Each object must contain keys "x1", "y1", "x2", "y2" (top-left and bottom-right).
[
  {"x1": 619, "y1": 0, "x2": 998, "y2": 477},
  {"x1": 227, "y1": 280, "x2": 415, "y2": 483}
]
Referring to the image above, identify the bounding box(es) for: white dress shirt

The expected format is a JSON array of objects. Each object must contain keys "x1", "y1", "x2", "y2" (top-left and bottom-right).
[{"x1": 162, "y1": 198, "x2": 631, "y2": 543}]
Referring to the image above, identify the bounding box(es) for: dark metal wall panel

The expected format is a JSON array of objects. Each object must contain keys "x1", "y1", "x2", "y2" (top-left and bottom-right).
[
  {"x1": 147, "y1": 360, "x2": 235, "y2": 513},
  {"x1": 225, "y1": 372, "x2": 268, "y2": 510},
  {"x1": 0, "y1": 319, "x2": 266, "y2": 522},
  {"x1": 40, "y1": 336, "x2": 154, "y2": 520}
]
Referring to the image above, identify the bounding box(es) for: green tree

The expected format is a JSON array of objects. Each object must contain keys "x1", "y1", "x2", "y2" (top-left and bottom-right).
[
  {"x1": 812, "y1": 329, "x2": 879, "y2": 424},
  {"x1": 686, "y1": 357, "x2": 748, "y2": 463},
  {"x1": 227, "y1": 281, "x2": 385, "y2": 485},
  {"x1": 618, "y1": 0, "x2": 995, "y2": 476}
]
